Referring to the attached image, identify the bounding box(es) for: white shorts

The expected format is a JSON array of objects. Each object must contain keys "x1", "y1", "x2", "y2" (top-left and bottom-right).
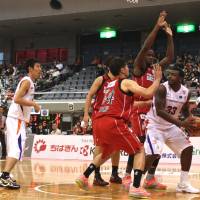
[
  {"x1": 6, "y1": 117, "x2": 26, "y2": 160},
  {"x1": 144, "y1": 125, "x2": 192, "y2": 157}
]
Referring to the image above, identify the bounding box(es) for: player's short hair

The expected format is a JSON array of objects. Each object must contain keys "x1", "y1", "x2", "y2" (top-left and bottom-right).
[
  {"x1": 167, "y1": 63, "x2": 184, "y2": 78},
  {"x1": 104, "y1": 55, "x2": 114, "y2": 68},
  {"x1": 109, "y1": 57, "x2": 126, "y2": 76},
  {"x1": 24, "y1": 58, "x2": 39, "y2": 73}
]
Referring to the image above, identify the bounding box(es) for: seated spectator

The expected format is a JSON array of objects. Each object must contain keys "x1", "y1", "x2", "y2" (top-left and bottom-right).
[
  {"x1": 73, "y1": 121, "x2": 84, "y2": 135},
  {"x1": 85, "y1": 118, "x2": 92, "y2": 135},
  {"x1": 51, "y1": 123, "x2": 61, "y2": 135},
  {"x1": 69, "y1": 56, "x2": 83, "y2": 73},
  {"x1": 42, "y1": 120, "x2": 49, "y2": 135},
  {"x1": 36, "y1": 124, "x2": 44, "y2": 135},
  {"x1": 36, "y1": 121, "x2": 49, "y2": 135},
  {"x1": 26, "y1": 123, "x2": 32, "y2": 135},
  {"x1": 56, "y1": 61, "x2": 63, "y2": 71}
]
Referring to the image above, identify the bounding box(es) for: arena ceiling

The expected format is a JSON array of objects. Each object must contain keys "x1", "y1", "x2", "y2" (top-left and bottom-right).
[{"x1": 0, "y1": 0, "x2": 199, "y2": 37}]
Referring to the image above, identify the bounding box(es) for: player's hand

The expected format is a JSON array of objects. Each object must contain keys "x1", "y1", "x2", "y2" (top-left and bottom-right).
[
  {"x1": 152, "y1": 63, "x2": 162, "y2": 81},
  {"x1": 163, "y1": 23, "x2": 173, "y2": 36},
  {"x1": 33, "y1": 102, "x2": 40, "y2": 113},
  {"x1": 83, "y1": 114, "x2": 90, "y2": 127},
  {"x1": 180, "y1": 117, "x2": 196, "y2": 129},
  {"x1": 156, "y1": 11, "x2": 167, "y2": 28}
]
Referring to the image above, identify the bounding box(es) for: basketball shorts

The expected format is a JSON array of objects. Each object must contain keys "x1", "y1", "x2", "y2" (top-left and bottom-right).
[
  {"x1": 93, "y1": 116, "x2": 142, "y2": 159},
  {"x1": 144, "y1": 125, "x2": 192, "y2": 157},
  {"x1": 6, "y1": 117, "x2": 26, "y2": 160}
]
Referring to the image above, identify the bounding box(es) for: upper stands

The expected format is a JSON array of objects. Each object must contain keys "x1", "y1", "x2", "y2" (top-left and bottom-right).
[
  {"x1": 39, "y1": 65, "x2": 96, "y2": 100},
  {"x1": 0, "y1": 53, "x2": 199, "y2": 103}
]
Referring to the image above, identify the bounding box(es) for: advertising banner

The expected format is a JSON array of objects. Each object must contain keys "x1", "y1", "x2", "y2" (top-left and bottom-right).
[{"x1": 31, "y1": 135, "x2": 200, "y2": 164}]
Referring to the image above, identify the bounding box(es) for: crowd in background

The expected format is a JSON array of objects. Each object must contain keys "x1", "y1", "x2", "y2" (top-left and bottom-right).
[
  {"x1": 0, "y1": 53, "x2": 200, "y2": 136},
  {"x1": 0, "y1": 53, "x2": 200, "y2": 97}
]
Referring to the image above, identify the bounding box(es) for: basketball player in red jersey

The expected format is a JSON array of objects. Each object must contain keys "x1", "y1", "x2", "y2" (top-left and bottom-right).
[
  {"x1": 83, "y1": 58, "x2": 122, "y2": 186},
  {"x1": 76, "y1": 57, "x2": 162, "y2": 198},
  {"x1": 123, "y1": 11, "x2": 174, "y2": 190}
]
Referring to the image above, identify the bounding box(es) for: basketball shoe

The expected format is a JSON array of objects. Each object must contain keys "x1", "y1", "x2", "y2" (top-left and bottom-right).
[
  {"x1": 93, "y1": 175, "x2": 109, "y2": 186},
  {"x1": 122, "y1": 175, "x2": 132, "y2": 191},
  {"x1": 110, "y1": 174, "x2": 122, "y2": 184},
  {"x1": 0, "y1": 176, "x2": 20, "y2": 189},
  {"x1": 143, "y1": 176, "x2": 167, "y2": 190},
  {"x1": 75, "y1": 175, "x2": 90, "y2": 190},
  {"x1": 176, "y1": 182, "x2": 200, "y2": 194},
  {"x1": 129, "y1": 186, "x2": 151, "y2": 199}
]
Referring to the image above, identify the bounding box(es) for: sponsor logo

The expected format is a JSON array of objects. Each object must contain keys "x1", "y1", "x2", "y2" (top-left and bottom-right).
[
  {"x1": 34, "y1": 139, "x2": 47, "y2": 153},
  {"x1": 80, "y1": 145, "x2": 89, "y2": 157},
  {"x1": 147, "y1": 73, "x2": 154, "y2": 82}
]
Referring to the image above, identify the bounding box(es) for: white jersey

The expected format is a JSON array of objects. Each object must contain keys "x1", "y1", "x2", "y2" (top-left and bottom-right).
[
  {"x1": 146, "y1": 81, "x2": 189, "y2": 130},
  {"x1": 8, "y1": 76, "x2": 35, "y2": 122}
]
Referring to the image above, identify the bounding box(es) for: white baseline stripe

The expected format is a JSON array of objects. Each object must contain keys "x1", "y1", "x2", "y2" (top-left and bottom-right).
[{"x1": 35, "y1": 184, "x2": 112, "y2": 199}]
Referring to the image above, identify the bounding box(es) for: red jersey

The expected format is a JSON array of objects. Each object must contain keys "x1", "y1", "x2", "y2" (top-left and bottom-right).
[
  {"x1": 132, "y1": 66, "x2": 154, "y2": 114},
  {"x1": 92, "y1": 74, "x2": 112, "y2": 118},
  {"x1": 96, "y1": 79, "x2": 134, "y2": 122}
]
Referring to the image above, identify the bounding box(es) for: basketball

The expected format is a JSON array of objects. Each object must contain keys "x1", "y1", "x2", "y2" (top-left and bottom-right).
[{"x1": 187, "y1": 116, "x2": 200, "y2": 136}]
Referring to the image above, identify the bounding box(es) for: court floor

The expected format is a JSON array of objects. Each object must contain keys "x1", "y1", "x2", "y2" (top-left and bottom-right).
[{"x1": 0, "y1": 159, "x2": 200, "y2": 200}]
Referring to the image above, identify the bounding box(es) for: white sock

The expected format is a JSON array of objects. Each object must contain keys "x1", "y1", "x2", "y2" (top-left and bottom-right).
[{"x1": 180, "y1": 171, "x2": 189, "y2": 183}]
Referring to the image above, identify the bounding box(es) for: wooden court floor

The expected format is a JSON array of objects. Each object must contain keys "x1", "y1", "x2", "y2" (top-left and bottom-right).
[{"x1": 0, "y1": 159, "x2": 200, "y2": 200}]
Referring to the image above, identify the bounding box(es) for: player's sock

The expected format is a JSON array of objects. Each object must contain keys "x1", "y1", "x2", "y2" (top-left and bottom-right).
[{"x1": 83, "y1": 163, "x2": 96, "y2": 178}]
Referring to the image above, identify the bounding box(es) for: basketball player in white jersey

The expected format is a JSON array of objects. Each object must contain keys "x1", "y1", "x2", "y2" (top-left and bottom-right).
[
  {"x1": 0, "y1": 59, "x2": 41, "y2": 189},
  {"x1": 144, "y1": 64, "x2": 200, "y2": 193}
]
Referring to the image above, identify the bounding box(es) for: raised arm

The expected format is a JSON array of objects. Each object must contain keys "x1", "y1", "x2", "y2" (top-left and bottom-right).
[
  {"x1": 83, "y1": 76, "x2": 103, "y2": 125},
  {"x1": 159, "y1": 24, "x2": 174, "y2": 68},
  {"x1": 134, "y1": 11, "x2": 167, "y2": 74}
]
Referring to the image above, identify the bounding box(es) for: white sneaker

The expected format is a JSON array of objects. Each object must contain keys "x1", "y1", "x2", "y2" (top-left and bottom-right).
[{"x1": 176, "y1": 182, "x2": 200, "y2": 194}]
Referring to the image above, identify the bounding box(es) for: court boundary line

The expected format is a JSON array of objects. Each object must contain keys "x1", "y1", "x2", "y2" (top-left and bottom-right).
[{"x1": 34, "y1": 183, "x2": 113, "y2": 199}]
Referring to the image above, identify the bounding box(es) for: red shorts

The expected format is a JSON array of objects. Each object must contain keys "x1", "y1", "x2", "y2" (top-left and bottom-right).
[
  {"x1": 92, "y1": 117, "x2": 97, "y2": 145},
  {"x1": 93, "y1": 116, "x2": 142, "y2": 159},
  {"x1": 131, "y1": 113, "x2": 147, "y2": 137}
]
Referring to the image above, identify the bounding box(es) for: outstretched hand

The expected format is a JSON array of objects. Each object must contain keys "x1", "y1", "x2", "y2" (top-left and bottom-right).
[
  {"x1": 152, "y1": 63, "x2": 162, "y2": 81},
  {"x1": 156, "y1": 11, "x2": 167, "y2": 28},
  {"x1": 163, "y1": 23, "x2": 173, "y2": 36}
]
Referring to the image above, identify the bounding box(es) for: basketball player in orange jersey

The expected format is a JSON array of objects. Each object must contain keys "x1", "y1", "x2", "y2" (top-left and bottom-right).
[
  {"x1": 83, "y1": 57, "x2": 122, "y2": 186},
  {"x1": 76, "y1": 57, "x2": 162, "y2": 199},
  {"x1": 0, "y1": 59, "x2": 41, "y2": 189},
  {"x1": 122, "y1": 11, "x2": 174, "y2": 190}
]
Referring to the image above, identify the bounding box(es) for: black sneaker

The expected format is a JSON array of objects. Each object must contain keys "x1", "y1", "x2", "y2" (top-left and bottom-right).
[
  {"x1": 93, "y1": 175, "x2": 109, "y2": 186},
  {"x1": 110, "y1": 174, "x2": 122, "y2": 184},
  {"x1": 0, "y1": 156, "x2": 6, "y2": 160},
  {"x1": 0, "y1": 177, "x2": 20, "y2": 189}
]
